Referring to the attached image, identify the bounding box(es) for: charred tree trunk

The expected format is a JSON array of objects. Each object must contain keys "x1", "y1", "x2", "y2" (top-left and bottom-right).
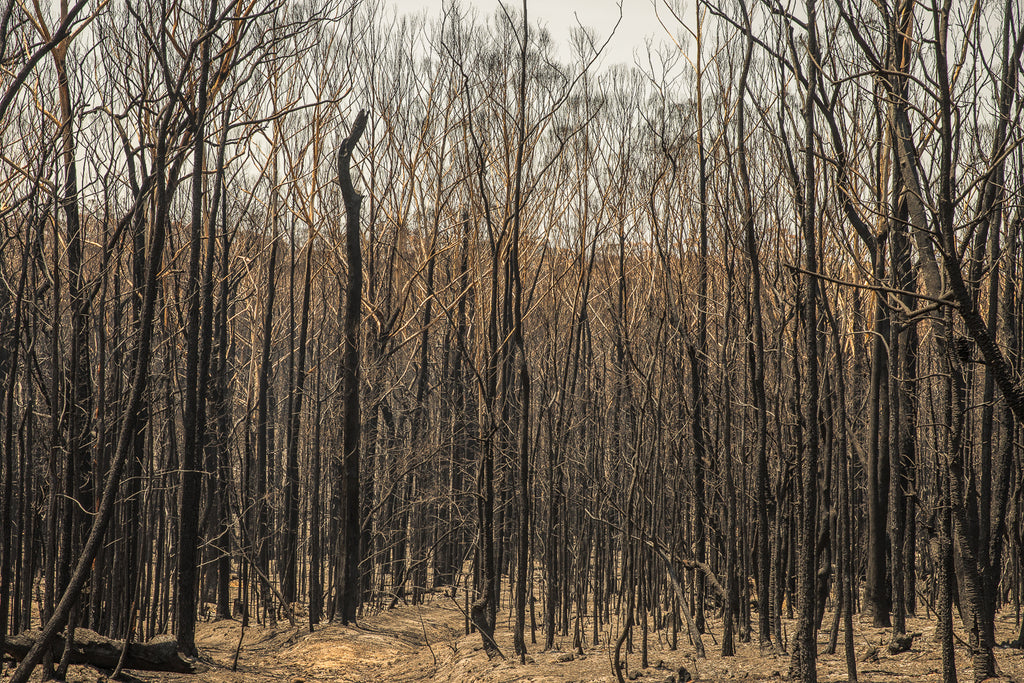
[
  {"x1": 283, "y1": 240, "x2": 313, "y2": 606},
  {"x1": 792, "y1": 3, "x2": 820, "y2": 678},
  {"x1": 736, "y1": 0, "x2": 771, "y2": 649},
  {"x1": 176, "y1": 0, "x2": 216, "y2": 651},
  {"x1": 333, "y1": 110, "x2": 368, "y2": 625}
]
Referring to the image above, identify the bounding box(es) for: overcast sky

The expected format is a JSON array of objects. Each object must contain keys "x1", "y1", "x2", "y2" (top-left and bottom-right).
[{"x1": 385, "y1": 0, "x2": 693, "y2": 70}]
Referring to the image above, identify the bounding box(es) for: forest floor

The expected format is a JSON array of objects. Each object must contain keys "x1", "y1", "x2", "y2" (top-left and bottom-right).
[{"x1": 4, "y1": 594, "x2": 1024, "y2": 682}]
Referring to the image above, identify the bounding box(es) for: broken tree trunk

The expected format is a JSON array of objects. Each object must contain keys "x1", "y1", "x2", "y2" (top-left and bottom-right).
[{"x1": 3, "y1": 628, "x2": 196, "y2": 673}]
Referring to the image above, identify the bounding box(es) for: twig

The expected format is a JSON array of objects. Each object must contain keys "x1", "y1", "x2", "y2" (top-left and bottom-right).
[
  {"x1": 418, "y1": 606, "x2": 438, "y2": 669},
  {"x1": 231, "y1": 621, "x2": 246, "y2": 672},
  {"x1": 783, "y1": 262, "x2": 951, "y2": 315},
  {"x1": 111, "y1": 595, "x2": 138, "y2": 680}
]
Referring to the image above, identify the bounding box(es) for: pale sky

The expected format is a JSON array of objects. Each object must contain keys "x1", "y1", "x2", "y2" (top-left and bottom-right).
[{"x1": 386, "y1": 0, "x2": 692, "y2": 70}]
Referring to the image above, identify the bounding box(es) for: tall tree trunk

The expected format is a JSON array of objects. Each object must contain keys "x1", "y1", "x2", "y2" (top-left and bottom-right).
[
  {"x1": 176, "y1": 0, "x2": 216, "y2": 651},
  {"x1": 0, "y1": 246, "x2": 29, "y2": 650},
  {"x1": 309, "y1": 335, "x2": 325, "y2": 630},
  {"x1": 691, "y1": 3, "x2": 709, "y2": 633},
  {"x1": 208, "y1": 106, "x2": 234, "y2": 622},
  {"x1": 51, "y1": 28, "x2": 93, "y2": 675},
  {"x1": 333, "y1": 110, "x2": 368, "y2": 625},
  {"x1": 792, "y1": 2, "x2": 820, "y2": 678},
  {"x1": 283, "y1": 240, "x2": 313, "y2": 605},
  {"x1": 511, "y1": 0, "x2": 531, "y2": 662},
  {"x1": 736, "y1": 0, "x2": 771, "y2": 648}
]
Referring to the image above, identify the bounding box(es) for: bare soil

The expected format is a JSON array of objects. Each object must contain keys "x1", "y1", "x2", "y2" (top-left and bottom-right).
[{"x1": 4, "y1": 595, "x2": 1023, "y2": 682}]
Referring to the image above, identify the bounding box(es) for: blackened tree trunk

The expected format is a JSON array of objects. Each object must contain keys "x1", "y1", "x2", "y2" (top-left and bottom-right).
[
  {"x1": 736, "y1": 0, "x2": 770, "y2": 649},
  {"x1": 792, "y1": 1, "x2": 820, "y2": 678},
  {"x1": 511, "y1": 0, "x2": 531, "y2": 663},
  {"x1": 937, "y1": 385, "x2": 957, "y2": 683},
  {"x1": 255, "y1": 237, "x2": 278, "y2": 627},
  {"x1": 333, "y1": 110, "x2": 368, "y2": 625},
  {"x1": 208, "y1": 105, "x2": 234, "y2": 622},
  {"x1": 309, "y1": 331, "x2": 325, "y2": 630},
  {"x1": 888, "y1": 172, "x2": 914, "y2": 648},
  {"x1": 176, "y1": 0, "x2": 216, "y2": 652},
  {"x1": 721, "y1": 273, "x2": 738, "y2": 658},
  {"x1": 822, "y1": 300, "x2": 857, "y2": 682},
  {"x1": 0, "y1": 246, "x2": 29, "y2": 650},
  {"x1": 690, "y1": 5, "x2": 710, "y2": 633},
  {"x1": 887, "y1": 310, "x2": 906, "y2": 642},
  {"x1": 283, "y1": 240, "x2": 313, "y2": 605},
  {"x1": 50, "y1": 28, "x2": 94, "y2": 676},
  {"x1": 865, "y1": 251, "x2": 891, "y2": 627}
]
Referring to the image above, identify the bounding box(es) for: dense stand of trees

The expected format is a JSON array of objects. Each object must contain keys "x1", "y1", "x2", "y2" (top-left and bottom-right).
[{"x1": 1, "y1": 1, "x2": 1023, "y2": 683}]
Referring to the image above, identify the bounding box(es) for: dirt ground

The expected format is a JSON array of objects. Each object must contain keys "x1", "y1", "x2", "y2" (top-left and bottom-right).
[{"x1": 4, "y1": 594, "x2": 1023, "y2": 682}]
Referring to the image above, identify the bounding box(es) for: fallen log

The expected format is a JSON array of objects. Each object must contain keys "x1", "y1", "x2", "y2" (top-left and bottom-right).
[{"x1": 3, "y1": 628, "x2": 196, "y2": 673}]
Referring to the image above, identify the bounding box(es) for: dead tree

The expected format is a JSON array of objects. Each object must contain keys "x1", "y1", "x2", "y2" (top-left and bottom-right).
[{"x1": 333, "y1": 109, "x2": 369, "y2": 625}]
